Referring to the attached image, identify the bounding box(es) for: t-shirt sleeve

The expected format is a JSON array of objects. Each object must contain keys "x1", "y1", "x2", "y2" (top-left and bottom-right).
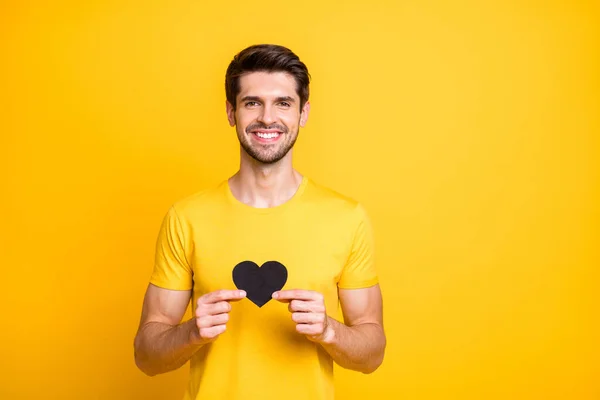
[
  {"x1": 149, "y1": 206, "x2": 193, "y2": 291},
  {"x1": 337, "y1": 203, "x2": 379, "y2": 289}
]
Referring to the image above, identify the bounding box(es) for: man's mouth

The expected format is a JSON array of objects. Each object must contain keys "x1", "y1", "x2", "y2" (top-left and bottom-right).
[
  {"x1": 248, "y1": 128, "x2": 284, "y2": 142},
  {"x1": 253, "y1": 131, "x2": 281, "y2": 139}
]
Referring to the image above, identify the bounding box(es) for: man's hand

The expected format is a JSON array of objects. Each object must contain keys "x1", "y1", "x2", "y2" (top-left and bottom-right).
[
  {"x1": 272, "y1": 289, "x2": 334, "y2": 344},
  {"x1": 133, "y1": 286, "x2": 246, "y2": 377},
  {"x1": 191, "y1": 289, "x2": 246, "y2": 345}
]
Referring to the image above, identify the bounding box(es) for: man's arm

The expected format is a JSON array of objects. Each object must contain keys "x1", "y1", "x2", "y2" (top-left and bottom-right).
[
  {"x1": 133, "y1": 284, "x2": 199, "y2": 376},
  {"x1": 133, "y1": 283, "x2": 246, "y2": 376},
  {"x1": 319, "y1": 285, "x2": 386, "y2": 373},
  {"x1": 273, "y1": 284, "x2": 386, "y2": 374}
]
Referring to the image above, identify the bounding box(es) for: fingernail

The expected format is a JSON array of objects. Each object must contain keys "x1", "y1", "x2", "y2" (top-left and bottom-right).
[
  {"x1": 240, "y1": 290, "x2": 246, "y2": 296},
  {"x1": 272, "y1": 292, "x2": 278, "y2": 299}
]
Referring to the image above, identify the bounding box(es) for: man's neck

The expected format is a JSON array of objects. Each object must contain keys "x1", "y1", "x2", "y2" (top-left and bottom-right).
[{"x1": 228, "y1": 152, "x2": 304, "y2": 209}]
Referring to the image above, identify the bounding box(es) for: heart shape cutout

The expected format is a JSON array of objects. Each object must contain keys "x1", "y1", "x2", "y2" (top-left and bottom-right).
[{"x1": 232, "y1": 260, "x2": 288, "y2": 307}]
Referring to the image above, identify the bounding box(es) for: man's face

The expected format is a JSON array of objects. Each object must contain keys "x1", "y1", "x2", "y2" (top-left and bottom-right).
[{"x1": 227, "y1": 71, "x2": 310, "y2": 165}]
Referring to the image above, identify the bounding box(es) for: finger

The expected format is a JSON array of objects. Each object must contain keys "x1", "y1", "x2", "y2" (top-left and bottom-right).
[
  {"x1": 197, "y1": 313, "x2": 230, "y2": 328},
  {"x1": 292, "y1": 312, "x2": 324, "y2": 324},
  {"x1": 196, "y1": 301, "x2": 231, "y2": 318},
  {"x1": 200, "y1": 290, "x2": 246, "y2": 304},
  {"x1": 288, "y1": 300, "x2": 325, "y2": 313},
  {"x1": 206, "y1": 301, "x2": 233, "y2": 315},
  {"x1": 288, "y1": 300, "x2": 305, "y2": 312},
  {"x1": 273, "y1": 289, "x2": 322, "y2": 302},
  {"x1": 199, "y1": 324, "x2": 227, "y2": 340},
  {"x1": 295, "y1": 323, "x2": 323, "y2": 336}
]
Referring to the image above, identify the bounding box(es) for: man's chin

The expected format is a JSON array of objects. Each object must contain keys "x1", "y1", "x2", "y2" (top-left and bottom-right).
[
  {"x1": 238, "y1": 138, "x2": 294, "y2": 165},
  {"x1": 244, "y1": 148, "x2": 289, "y2": 165},
  {"x1": 250, "y1": 153, "x2": 287, "y2": 165}
]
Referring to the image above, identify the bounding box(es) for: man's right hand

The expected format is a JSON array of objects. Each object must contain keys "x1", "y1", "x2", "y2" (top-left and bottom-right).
[{"x1": 190, "y1": 289, "x2": 246, "y2": 345}]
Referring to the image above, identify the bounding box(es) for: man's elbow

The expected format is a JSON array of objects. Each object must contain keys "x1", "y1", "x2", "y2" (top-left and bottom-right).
[
  {"x1": 361, "y1": 335, "x2": 386, "y2": 374},
  {"x1": 360, "y1": 353, "x2": 385, "y2": 374},
  {"x1": 134, "y1": 354, "x2": 158, "y2": 377},
  {"x1": 133, "y1": 336, "x2": 158, "y2": 377}
]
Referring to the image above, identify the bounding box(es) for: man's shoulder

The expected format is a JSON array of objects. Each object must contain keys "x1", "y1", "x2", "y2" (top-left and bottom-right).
[
  {"x1": 307, "y1": 178, "x2": 357, "y2": 204},
  {"x1": 305, "y1": 178, "x2": 367, "y2": 218},
  {"x1": 168, "y1": 180, "x2": 228, "y2": 217}
]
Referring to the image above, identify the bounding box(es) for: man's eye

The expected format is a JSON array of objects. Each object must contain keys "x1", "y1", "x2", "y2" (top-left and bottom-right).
[
  {"x1": 245, "y1": 101, "x2": 259, "y2": 107},
  {"x1": 279, "y1": 102, "x2": 290, "y2": 107}
]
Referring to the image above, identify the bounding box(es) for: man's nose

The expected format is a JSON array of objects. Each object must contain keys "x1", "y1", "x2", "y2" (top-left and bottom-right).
[{"x1": 257, "y1": 105, "x2": 276, "y2": 126}]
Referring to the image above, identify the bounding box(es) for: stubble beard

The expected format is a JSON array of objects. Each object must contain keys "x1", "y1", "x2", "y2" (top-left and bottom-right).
[{"x1": 236, "y1": 120, "x2": 300, "y2": 165}]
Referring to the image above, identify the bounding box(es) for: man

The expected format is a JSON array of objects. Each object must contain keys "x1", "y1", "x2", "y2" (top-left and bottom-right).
[{"x1": 133, "y1": 44, "x2": 386, "y2": 400}]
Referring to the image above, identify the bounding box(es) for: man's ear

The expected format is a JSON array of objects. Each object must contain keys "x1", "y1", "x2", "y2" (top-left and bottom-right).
[
  {"x1": 226, "y1": 101, "x2": 236, "y2": 127},
  {"x1": 300, "y1": 101, "x2": 311, "y2": 127}
]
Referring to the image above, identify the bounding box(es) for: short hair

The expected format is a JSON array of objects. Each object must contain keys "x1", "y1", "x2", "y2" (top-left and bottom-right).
[{"x1": 225, "y1": 44, "x2": 311, "y2": 110}]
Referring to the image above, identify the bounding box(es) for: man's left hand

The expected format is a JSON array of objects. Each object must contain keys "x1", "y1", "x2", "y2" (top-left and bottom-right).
[{"x1": 272, "y1": 289, "x2": 334, "y2": 344}]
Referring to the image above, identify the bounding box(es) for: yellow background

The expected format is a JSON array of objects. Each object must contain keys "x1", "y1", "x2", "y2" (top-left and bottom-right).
[{"x1": 1, "y1": 1, "x2": 598, "y2": 399}]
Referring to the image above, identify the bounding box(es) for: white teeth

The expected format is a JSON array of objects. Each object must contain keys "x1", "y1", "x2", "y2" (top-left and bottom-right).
[{"x1": 256, "y1": 132, "x2": 279, "y2": 139}]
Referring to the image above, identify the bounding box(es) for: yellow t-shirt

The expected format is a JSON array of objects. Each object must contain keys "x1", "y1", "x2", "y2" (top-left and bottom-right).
[{"x1": 149, "y1": 176, "x2": 378, "y2": 400}]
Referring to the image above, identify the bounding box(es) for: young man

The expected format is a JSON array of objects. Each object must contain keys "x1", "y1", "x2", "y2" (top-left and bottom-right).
[{"x1": 133, "y1": 44, "x2": 386, "y2": 400}]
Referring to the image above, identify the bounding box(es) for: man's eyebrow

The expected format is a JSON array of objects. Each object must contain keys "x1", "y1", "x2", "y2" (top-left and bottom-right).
[
  {"x1": 275, "y1": 96, "x2": 296, "y2": 103},
  {"x1": 240, "y1": 96, "x2": 261, "y2": 102},
  {"x1": 239, "y1": 96, "x2": 296, "y2": 103}
]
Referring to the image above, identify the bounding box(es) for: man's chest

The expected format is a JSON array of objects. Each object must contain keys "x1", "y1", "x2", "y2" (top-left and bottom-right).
[{"x1": 186, "y1": 214, "x2": 352, "y2": 297}]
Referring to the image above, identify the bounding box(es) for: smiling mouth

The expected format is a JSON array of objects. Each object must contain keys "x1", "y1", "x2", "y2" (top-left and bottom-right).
[
  {"x1": 253, "y1": 131, "x2": 281, "y2": 139},
  {"x1": 248, "y1": 128, "x2": 284, "y2": 142}
]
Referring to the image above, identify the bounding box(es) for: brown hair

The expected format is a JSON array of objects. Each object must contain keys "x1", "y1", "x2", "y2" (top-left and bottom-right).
[{"x1": 225, "y1": 44, "x2": 311, "y2": 110}]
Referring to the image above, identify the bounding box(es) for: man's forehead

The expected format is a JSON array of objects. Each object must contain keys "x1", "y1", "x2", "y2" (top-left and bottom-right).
[{"x1": 237, "y1": 71, "x2": 298, "y2": 98}]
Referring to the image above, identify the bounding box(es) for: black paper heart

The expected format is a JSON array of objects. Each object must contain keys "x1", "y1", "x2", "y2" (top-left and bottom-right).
[{"x1": 232, "y1": 260, "x2": 288, "y2": 307}]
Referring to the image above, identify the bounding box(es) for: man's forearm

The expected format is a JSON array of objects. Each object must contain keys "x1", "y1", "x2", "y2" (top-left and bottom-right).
[
  {"x1": 134, "y1": 318, "x2": 202, "y2": 376},
  {"x1": 318, "y1": 317, "x2": 386, "y2": 374}
]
